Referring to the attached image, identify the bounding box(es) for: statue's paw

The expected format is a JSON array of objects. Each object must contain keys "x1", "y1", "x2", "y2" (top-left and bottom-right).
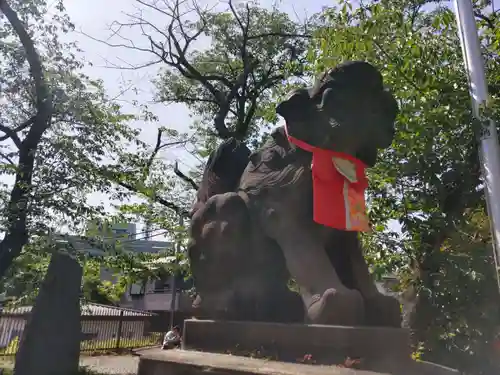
[
  {"x1": 364, "y1": 293, "x2": 401, "y2": 328},
  {"x1": 307, "y1": 288, "x2": 364, "y2": 326}
]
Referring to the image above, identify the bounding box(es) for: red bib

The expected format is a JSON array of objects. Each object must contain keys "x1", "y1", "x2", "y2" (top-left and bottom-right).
[{"x1": 285, "y1": 125, "x2": 370, "y2": 232}]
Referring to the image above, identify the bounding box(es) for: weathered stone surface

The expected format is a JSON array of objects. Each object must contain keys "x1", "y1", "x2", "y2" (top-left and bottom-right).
[
  {"x1": 137, "y1": 349, "x2": 458, "y2": 375},
  {"x1": 138, "y1": 349, "x2": 382, "y2": 375},
  {"x1": 175, "y1": 319, "x2": 458, "y2": 375},
  {"x1": 182, "y1": 319, "x2": 410, "y2": 366},
  {"x1": 14, "y1": 252, "x2": 83, "y2": 375}
]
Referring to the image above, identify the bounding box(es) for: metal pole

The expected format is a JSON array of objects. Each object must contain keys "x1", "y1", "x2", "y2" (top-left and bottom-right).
[
  {"x1": 169, "y1": 214, "x2": 184, "y2": 330},
  {"x1": 453, "y1": 0, "x2": 500, "y2": 284}
]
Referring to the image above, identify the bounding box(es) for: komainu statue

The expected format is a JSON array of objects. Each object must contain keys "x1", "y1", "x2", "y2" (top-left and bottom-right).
[{"x1": 188, "y1": 61, "x2": 401, "y2": 327}]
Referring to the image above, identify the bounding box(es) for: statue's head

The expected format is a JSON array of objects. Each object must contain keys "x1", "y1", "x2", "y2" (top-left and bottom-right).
[{"x1": 276, "y1": 61, "x2": 398, "y2": 166}]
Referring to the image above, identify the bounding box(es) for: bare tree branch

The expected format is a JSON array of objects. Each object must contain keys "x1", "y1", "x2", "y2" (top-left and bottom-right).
[
  {"x1": 100, "y1": 127, "x2": 195, "y2": 217},
  {"x1": 174, "y1": 161, "x2": 198, "y2": 190},
  {"x1": 0, "y1": 116, "x2": 36, "y2": 144},
  {"x1": 145, "y1": 128, "x2": 164, "y2": 175},
  {"x1": 116, "y1": 178, "x2": 189, "y2": 217},
  {"x1": 102, "y1": 167, "x2": 190, "y2": 217},
  {"x1": 0, "y1": 151, "x2": 16, "y2": 166},
  {"x1": 247, "y1": 32, "x2": 312, "y2": 40},
  {"x1": 144, "y1": 128, "x2": 193, "y2": 172},
  {"x1": 145, "y1": 129, "x2": 198, "y2": 192},
  {"x1": 0, "y1": 124, "x2": 22, "y2": 149},
  {"x1": 86, "y1": 0, "x2": 311, "y2": 140},
  {"x1": 159, "y1": 96, "x2": 218, "y2": 105},
  {"x1": 474, "y1": 10, "x2": 497, "y2": 29}
]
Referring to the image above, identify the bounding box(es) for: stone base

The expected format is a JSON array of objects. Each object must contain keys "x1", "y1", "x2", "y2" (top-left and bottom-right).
[
  {"x1": 183, "y1": 319, "x2": 410, "y2": 369},
  {"x1": 138, "y1": 349, "x2": 458, "y2": 375},
  {"x1": 177, "y1": 319, "x2": 457, "y2": 374}
]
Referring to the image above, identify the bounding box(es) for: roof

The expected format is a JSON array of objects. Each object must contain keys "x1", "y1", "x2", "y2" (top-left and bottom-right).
[
  {"x1": 1, "y1": 302, "x2": 155, "y2": 317},
  {"x1": 52, "y1": 235, "x2": 173, "y2": 256}
]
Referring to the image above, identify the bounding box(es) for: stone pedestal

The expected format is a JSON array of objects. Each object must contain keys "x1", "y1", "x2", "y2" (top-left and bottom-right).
[
  {"x1": 138, "y1": 349, "x2": 388, "y2": 375},
  {"x1": 137, "y1": 320, "x2": 458, "y2": 375}
]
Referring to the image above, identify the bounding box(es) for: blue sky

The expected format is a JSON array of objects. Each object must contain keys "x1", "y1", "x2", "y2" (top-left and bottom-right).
[{"x1": 61, "y1": 0, "x2": 330, "y2": 218}]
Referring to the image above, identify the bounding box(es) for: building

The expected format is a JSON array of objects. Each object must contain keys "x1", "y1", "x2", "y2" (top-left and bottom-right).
[
  {"x1": 116, "y1": 253, "x2": 194, "y2": 313},
  {"x1": 54, "y1": 222, "x2": 195, "y2": 315}
]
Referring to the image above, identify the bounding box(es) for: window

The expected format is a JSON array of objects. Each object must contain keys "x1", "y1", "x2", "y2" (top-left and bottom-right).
[
  {"x1": 129, "y1": 282, "x2": 145, "y2": 296},
  {"x1": 153, "y1": 276, "x2": 171, "y2": 293}
]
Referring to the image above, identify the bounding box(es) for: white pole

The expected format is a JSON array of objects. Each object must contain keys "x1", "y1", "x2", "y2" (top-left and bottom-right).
[{"x1": 453, "y1": 0, "x2": 500, "y2": 280}]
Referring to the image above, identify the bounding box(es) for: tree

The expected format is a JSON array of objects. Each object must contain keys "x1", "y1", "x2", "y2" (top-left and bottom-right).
[
  {"x1": 313, "y1": 0, "x2": 500, "y2": 372},
  {"x1": 422, "y1": 208, "x2": 500, "y2": 372},
  {"x1": 0, "y1": 243, "x2": 49, "y2": 305},
  {"x1": 93, "y1": 0, "x2": 311, "y2": 217},
  {"x1": 0, "y1": 248, "x2": 146, "y2": 307},
  {"x1": 0, "y1": 0, "x2": 53, "y2": 278},
  {"x1": 0, "y1": 0, "x2": 142, "y2": 278},
  {"x1": 0, "y1": 1, "x2": 158, "y2": 374}
]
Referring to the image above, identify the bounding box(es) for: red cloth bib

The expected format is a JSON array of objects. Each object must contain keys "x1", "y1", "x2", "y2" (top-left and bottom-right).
[{"x1": 285, "y1": 125, "x2": 370, "y2": 232}]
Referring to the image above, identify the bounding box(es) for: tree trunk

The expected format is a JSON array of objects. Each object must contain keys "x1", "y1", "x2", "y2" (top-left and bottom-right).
[{"x1": 14, "y1": 252, "x2": 83, "y2": 375}]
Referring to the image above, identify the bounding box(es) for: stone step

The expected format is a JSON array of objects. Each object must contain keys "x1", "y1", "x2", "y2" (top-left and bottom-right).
[
  {"x1": 137, "y1": 349, "x2": 384, "y2": 375},
  {"x1": 182, "y1": 319, "x2": 411, "y2": 366},
  {"x1": 137, "y1": 349, "x2": 458, "y2": 375}
]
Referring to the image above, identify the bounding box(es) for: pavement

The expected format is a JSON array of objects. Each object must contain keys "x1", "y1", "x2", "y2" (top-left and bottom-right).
[
  {"x1": 80, "y1": 355, "x2": 140, "y2": 375},
  {"x1": 0, "y1": 355, "x2": 141, "y2": 375}
]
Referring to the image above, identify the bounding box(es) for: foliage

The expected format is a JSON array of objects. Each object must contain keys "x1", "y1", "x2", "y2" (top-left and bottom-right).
[
  {"x1": 67, "y1": 1, "x2": 317, "y2": 289},
  {"x1": 0, "y1": 1, "x2": 192, "y2": 324},
  {"x1": 313, "y1": 0, "x2": 500, "y2": 372},
  {"x1": 1, "y1": 337, "x2": 19, "y2": 356},
  {"x1": 422, "y1": 209, "x2": 500, "y2": 372},
  {"x1": 0, "y1": 233, "x2": 179, "y2": 306},
  {"x1": 6, "y1": 0, "x2": 500, "y2": 372},
  {"x1": 81, "y1": 259, "x2": 127, "y2": 305},
  {"x1": 0, "y1": 243, "x2": 49, "y2": 305},
  {"x1": 80, "y1": 335, "x2": 162, "y2": 352},
  {"x1": 0, "y1": 0, "x2": 147, "y2": 280},
  {"x1": 0, "y1": 334, "x2": 162, "y2": 355},
  {"x1": 150, "y1": 0, "x2": 309, "y2": 147},
  {"x1": 94, "y1": 0, "x2": 312, "y2": 223}
]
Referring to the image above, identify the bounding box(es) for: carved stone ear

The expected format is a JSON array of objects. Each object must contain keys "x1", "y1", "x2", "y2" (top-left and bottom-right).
[
  {"x1": 317, "y1": 87, "x2": 335, "y2": 111},
  {"x1": 209, "y1": 139, "x2": 250, "y2": 177},
  {"x1": 276, "y1": 88, "x2": 312, "y2": 122},
  {"x1": 276, "y1": 88, "x2": 321, "y2": 147}
]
